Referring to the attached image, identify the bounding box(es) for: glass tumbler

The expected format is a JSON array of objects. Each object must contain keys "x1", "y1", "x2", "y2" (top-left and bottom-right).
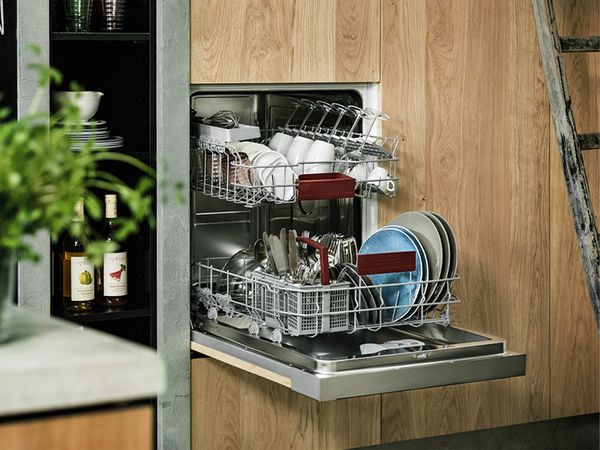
[
  {"x1": 100, "y1": 0, "x2": 127, "y2": 31},
  {"x1": 63, "y1": 0, "x2": 93, "y2": 32}
]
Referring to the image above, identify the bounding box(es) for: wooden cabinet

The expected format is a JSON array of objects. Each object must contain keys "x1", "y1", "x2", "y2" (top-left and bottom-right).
[
  {"x1": 378, "y1": 0, "x2": 598, "y2": 441},
  {"x1": 0, "y1": 405, "x2": 153, "y2": 450},
  {"x1": 191, "y1": 358, "x2": 381, "y2": 450},
  {"x1": 190, "y1": 0, "x2": 380, "y2": 84}
]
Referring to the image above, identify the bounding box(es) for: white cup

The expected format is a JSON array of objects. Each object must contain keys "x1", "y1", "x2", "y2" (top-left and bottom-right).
[
  {"x1": 304, "y1": 140, "x2": 335, "y2": 174},
  {"x1": 347, "y1": 163, "x2": 369, "y2": 181},
  {"x1": 367, "y1": 167, "x2": 395, "y2": 193},
  {"x1": 268, "y1": 132, "x2": 294, "y2": 156},
  {"x1": 286, "y1": 135, "x2": 313, "y2": 173}
]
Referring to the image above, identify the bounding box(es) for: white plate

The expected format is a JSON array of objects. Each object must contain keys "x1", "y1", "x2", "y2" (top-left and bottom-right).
[
  {"x1": 62, "y1": 119, "x2": 107, "y2": 127},
  {"x1": 232, "y1": 142, "x2": 271, "y2": 162},
  {"x1": 253, "y1": 151, "x2": 295, "y2": 201},
  {"x1": 421, "y1": 211, "x2": 451, "y2": 311},
  {"x1": 389, "y1": 212, "x2": 444, "y2": 303}
]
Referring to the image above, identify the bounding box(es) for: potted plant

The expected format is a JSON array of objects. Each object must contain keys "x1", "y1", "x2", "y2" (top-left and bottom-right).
[{"x1": 0, "y1": 55, "x2": 155, "y2": 341}]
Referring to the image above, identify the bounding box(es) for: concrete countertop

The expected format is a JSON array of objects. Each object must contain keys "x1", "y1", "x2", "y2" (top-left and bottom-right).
[{"x1": 0, "y1": 306, "x2": 165, "y2": 418}]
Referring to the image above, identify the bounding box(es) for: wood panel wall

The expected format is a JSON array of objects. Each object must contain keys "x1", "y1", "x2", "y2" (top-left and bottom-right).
[
  {"x1": 190, "y1": 0, "x2": 380, "y2": 84},
  {"x1": 191, "y1": 358, "x2": 381, "y2": 450},
  {"x1": 189, "y1": 0, "x2": 599, "y2": 447},
  {"x1": 379, "y1": 0, "x2": 599, "y2": 442},
  {"x1": 550, "y1": 0, "x2": 600, "y2": 419}
]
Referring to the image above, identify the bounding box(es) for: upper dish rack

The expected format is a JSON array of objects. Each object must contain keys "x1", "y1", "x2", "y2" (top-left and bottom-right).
[{"x1": 191, "y1": 101, "x2": 401, "y2": 208}]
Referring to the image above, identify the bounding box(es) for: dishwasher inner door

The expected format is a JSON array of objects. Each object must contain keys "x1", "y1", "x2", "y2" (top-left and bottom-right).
[{"x1": 191, "y1": 315, "x2": 525, "y2": 401}]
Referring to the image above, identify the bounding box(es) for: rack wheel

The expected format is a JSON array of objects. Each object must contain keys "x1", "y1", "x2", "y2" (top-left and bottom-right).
[
  {"x1": 248, "y1": 321, "x2": 260, "y2": 336},
  {"x1": 270, "y1": 329, "x2": 282, "y2": 344},
  {"x1": 207, "y1": 307, "x2": 218, "y2": 321}
]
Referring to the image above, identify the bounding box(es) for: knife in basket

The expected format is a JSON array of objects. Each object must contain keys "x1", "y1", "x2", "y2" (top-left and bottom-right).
[
  {"x1": 263, "y1": 232, "x2": 278, "y2": 275},
  {"x1": 280, "y1": 228, "x2": 288, "y2": 264},
  {"x1": 271, "y1": 235, "x2": 288, "y2": 277},
  {"x1": 288, "y1": 229, "x2": 299, "y2": 278}
]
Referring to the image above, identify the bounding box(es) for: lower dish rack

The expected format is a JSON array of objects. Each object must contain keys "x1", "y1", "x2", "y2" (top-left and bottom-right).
[{"x1": 192, "y1": 253, "x2": 460, "y2": 343}]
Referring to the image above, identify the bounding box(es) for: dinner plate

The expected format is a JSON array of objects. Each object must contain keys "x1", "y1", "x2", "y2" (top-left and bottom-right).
[
  {"x1": 358, "y1": 227, "x2": 423, "y2": 320},
  {"x1": 253, "y1": 151, "x2": 295, "y2": 201},
  {"x1": 338, "y1": 264, "x2": 369, "y2": 325},
  {"x1": 382, "y1": 225, "x2": 429, "y2": 320},
  {"x1": 421, "y1": 211, "x2": 451, "y2": 312},
  {"x1": 430, "y1": 212, "x2": 458, "y2": 306},
  {"x1": 389, "y1": 212, "x2": 443, "y2": 303},
  {"x1": 342, "y1": 263, "x2": 381, "y2": 325}
]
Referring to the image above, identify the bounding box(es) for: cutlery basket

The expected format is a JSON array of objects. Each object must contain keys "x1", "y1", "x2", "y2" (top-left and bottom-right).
[{"x1": 250, "y1": 271, "x2": 351, "y2": 336}]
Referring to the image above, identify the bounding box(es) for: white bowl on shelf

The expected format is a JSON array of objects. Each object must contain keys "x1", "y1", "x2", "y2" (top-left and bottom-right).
[{"x1": 54, "y1": 91, "x2": 104, "y2": 121}]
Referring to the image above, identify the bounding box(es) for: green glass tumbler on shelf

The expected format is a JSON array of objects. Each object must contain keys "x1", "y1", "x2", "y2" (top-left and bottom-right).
[{"x1": 63, "y1": 0, "x2": 93, "y2": 32}]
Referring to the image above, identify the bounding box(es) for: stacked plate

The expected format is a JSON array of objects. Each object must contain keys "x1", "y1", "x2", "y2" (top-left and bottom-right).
[
  {"x1": 66, "y1": 119, "x2": 124, "y2": 151},
  {"x1": 358, "y1": 211, "x2": 457, "y2": 321},
  {"x1": 231, "y1": 142, "x2": 296, "y2": 202}
]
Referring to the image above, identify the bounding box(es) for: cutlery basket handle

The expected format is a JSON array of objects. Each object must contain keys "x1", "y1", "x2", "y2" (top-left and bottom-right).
[
  {"x1": 296, "y1": 236, "x2": 331, "y2": 285},
  {"x1": 356, "y1": 252, "x2": 416, "y2": 276}
]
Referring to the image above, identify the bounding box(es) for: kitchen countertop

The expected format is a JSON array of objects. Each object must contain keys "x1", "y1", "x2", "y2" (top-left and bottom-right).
[{"x1": 0, "y1": 306, "x2": 165, "y2": 418}]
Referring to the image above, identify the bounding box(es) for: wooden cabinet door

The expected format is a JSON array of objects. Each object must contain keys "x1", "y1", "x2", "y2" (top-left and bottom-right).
[
  {"x1": 190, "y1": 0, "x2": 380, "y2": 84},
  {"x1": 191, "y1": 358, "x2": 381, "y2": 450}
]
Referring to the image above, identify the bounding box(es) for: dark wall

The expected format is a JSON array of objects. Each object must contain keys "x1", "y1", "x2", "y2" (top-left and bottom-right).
[{"x1": 0, "y1": 0, "x2": 17, "y2": 118}]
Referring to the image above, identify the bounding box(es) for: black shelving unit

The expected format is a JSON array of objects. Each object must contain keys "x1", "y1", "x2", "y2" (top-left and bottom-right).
[
  {"x1": 51, "y1": 32, "x2": 150, "y2": 41},
  {"x1": 61, "y1": 304, "x2": 151, "y2": 323},
  {"x1": 49, "y1": 1, "x2": 156, "y2": 347}
]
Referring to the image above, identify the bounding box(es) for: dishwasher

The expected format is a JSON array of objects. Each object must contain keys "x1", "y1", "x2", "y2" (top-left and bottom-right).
[{"x1": 189, "y1": 86, "x2": 525, "y2": 401}]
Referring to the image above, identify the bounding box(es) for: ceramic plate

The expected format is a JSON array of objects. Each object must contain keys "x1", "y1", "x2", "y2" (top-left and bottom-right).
[
  {"x1": 254, "y1": 151, "x2": 295, "y2": 201},
  {"x1": 382, "y1": 225, "x2": 429, "y2": 320},
  {"x1": 358, "y1": 227, "x2": 423, "y2": 320},
  {"x1": 421, "y1": 211, "x2": 451, "y2": 312},
  {"x1": 338, "y1": 264, "x2": 369, "y2": 325},
  {"x1": 430, "y1": 212, "x2": 458, "y2": 306},
  {"x1": 343, "y1": 263, "x2": 381, "y2": 325},
  {"x1": 389, "y1": 212, "x2": 443, "y2": 303}
]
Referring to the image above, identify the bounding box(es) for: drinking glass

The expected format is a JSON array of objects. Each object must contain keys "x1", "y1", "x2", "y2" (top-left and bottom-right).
[
  {"x1": 100, "y1": 0, "x2": 127, "y2": 31},
  {"x1": 64, "y1": 0, "x2": 93, "y2": 32}
]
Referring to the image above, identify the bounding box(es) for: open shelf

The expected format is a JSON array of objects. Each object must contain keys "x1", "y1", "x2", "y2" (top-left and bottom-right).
[
  {"x1": 51, "y1": 32, "x2": 150, "y2": 42},
  {"x1": 58, "y1": 303, "x2": 151, "y2": 324}
]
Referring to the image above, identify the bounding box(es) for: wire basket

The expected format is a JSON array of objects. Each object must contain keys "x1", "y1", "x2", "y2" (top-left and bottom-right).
[
  {"x1": 191, "y1": 126, "x2": 401, "y2": 208},
  {"x1": 192, "y1": 255, "x2": 460, "y2": 342}
]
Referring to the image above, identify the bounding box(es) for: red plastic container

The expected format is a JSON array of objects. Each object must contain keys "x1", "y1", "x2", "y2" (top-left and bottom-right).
[{"x1": 297, "y1": 173, "x2": 356, "y2": 201}]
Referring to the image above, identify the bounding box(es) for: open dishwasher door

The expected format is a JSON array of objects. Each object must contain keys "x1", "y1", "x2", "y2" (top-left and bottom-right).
[{"x1": 191, "y1": 317, "x2": 525, "y2": 401}]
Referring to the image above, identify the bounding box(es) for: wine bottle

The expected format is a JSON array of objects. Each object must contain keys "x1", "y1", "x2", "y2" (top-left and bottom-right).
[
  {"x1": 101, "y1": 194, "x2": 128, "y2": 306},
  {"x1": 62, "y1": 199, "x2": 94, "y2": 311}
]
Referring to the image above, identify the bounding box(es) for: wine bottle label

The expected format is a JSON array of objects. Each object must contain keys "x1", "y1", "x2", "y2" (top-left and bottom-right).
[
  {"x1": 70, "y1": 256, "x2": 94, "y2": 302},
  {"x1": 103, "y1": 252, "x2": 127, "y2": 296},
  {"x1": 62, "y1": 251, "x2": 85, "y2": 298}
]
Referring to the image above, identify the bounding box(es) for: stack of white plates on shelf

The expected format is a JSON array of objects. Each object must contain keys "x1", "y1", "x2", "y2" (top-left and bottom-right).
[{"x1": 66, "y1": 119, "x2": 124, "y2": 151}]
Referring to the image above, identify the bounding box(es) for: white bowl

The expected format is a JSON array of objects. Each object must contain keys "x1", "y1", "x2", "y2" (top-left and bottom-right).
[{"x1": 54, "y1": 91, "x2": 104, "y2": 121}]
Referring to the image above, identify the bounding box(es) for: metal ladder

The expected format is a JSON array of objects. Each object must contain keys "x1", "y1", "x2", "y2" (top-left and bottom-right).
[{"x1": 531, "y1": 0, "x2": 600, "y2": 330}]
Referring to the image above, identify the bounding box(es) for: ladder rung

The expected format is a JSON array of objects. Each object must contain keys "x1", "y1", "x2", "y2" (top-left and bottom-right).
[
  {"x1": 560, "y1": 36, "x2": 600, "y2": 52},
  {"x1": 579, "y1": 133, "x2": 600, "y2": 150}
]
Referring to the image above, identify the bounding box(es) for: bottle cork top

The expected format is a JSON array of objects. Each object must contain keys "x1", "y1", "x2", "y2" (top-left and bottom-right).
[
  {"x1": 105, "y1": 194, "x2": 117, "y2": 219},
  {"x1": 73, "y1": 198, "x2": 84, "y2": 222}
]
